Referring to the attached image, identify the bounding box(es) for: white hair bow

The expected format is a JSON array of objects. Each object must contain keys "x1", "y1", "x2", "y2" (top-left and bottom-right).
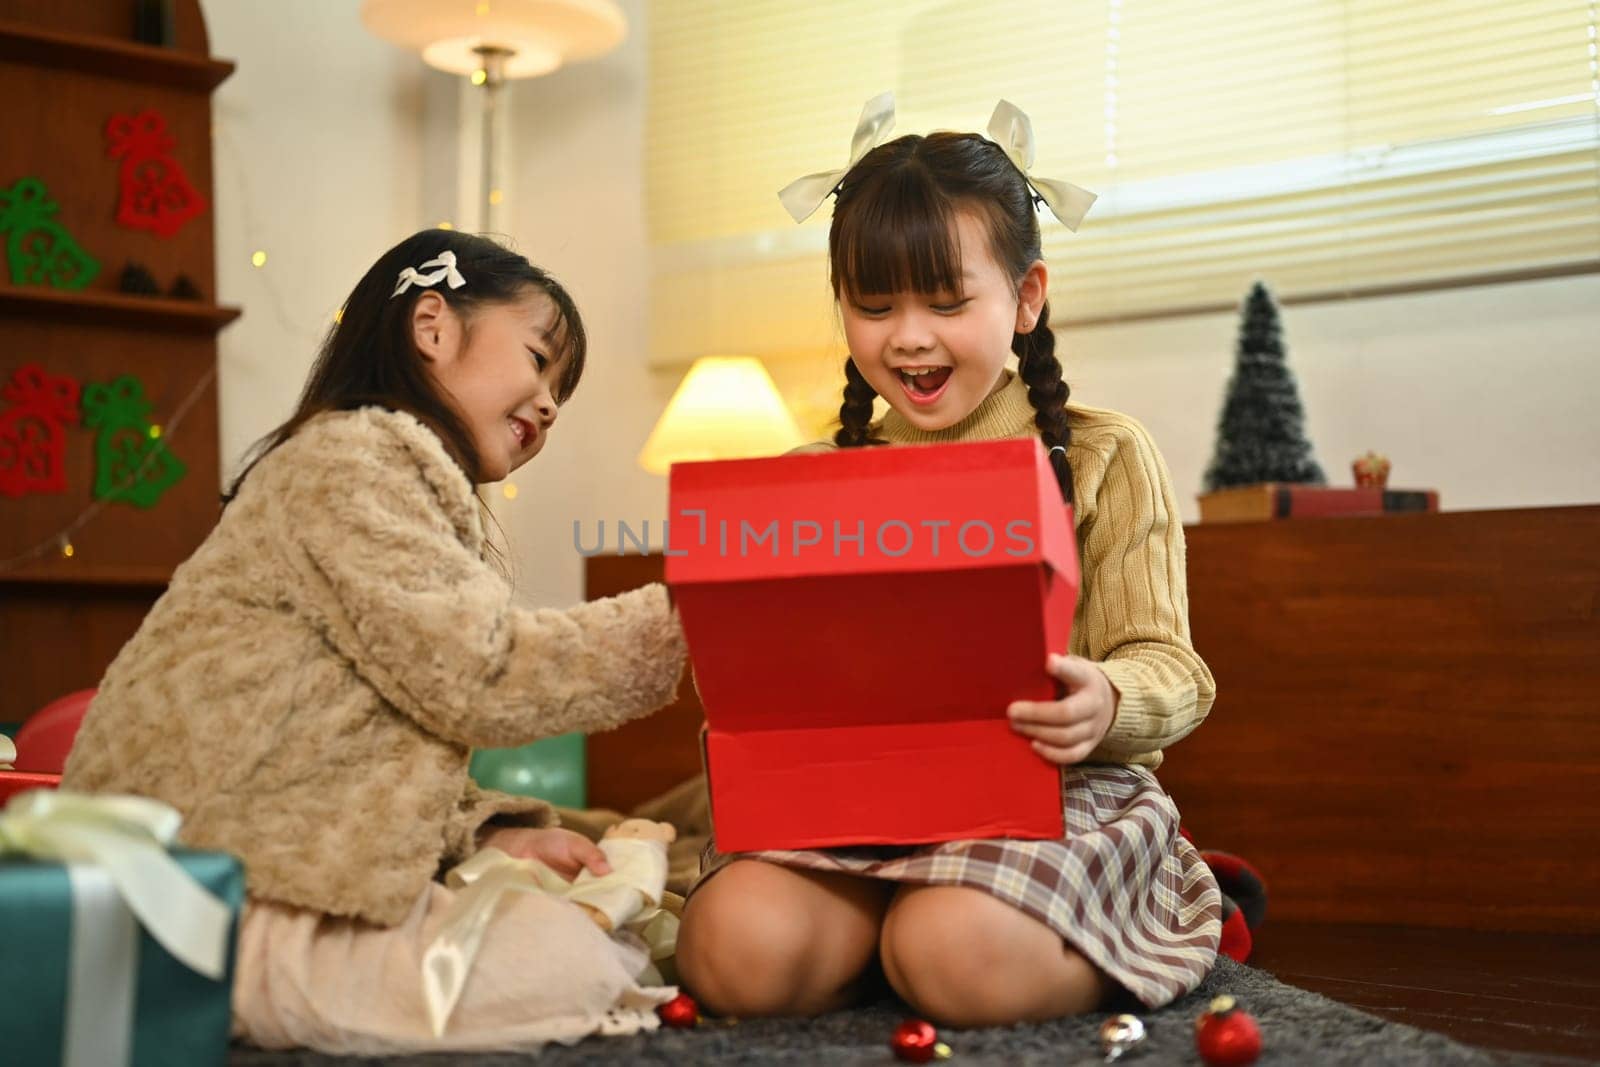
[
  {"x1": 777, "y1": 92, "x2": 897, "y2": 223},
  {"x1": 986, "y1": 100, "x2": 1097, "y2": 231},
  {"x1": 392, "y1": 250, "x2": 467, "y2": 297}
]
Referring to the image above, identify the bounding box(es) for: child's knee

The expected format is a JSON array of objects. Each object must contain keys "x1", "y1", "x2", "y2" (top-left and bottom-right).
[
  {"x1": 880, "y1": 887, "x2": 1104, "y2": 1026},
  {"x1": 677, "y1": 863, "x2": 818, "y2": 1013},
  {"x1": 880, "y1": 888, "x2": 1006, "y2": 1018}
]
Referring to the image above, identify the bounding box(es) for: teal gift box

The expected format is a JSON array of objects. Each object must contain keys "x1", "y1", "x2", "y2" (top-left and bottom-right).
[{"x1": 0, "y1": 795, "x2": 245, "y2": 1067}]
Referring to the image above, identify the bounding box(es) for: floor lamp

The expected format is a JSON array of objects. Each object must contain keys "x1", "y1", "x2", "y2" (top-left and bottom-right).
[{"x1": 360, "y1": 0, "x2": 627, "y2": 232}]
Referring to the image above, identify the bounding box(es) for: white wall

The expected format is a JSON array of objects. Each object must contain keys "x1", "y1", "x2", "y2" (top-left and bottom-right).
[
  {"x1": 493, "y1": 0, "x2": 682, "y2": 608},
  {"x1": 1069, "y1": 273, "x2": 1600, "y2": 521},
  {"x1": 204, "y1": 0, "x2": 1600, "y2": 617},
  {"x1": 204, "y1": 0, "x2": 428, "y2": 481}
]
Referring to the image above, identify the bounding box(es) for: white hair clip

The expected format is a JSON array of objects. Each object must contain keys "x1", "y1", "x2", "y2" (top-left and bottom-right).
[
  {"x1": 392, "y1": 249, "x2": 467, "y2": 298},
  {"x1": 777, "y1": 92, "x2": 897, "y2": 223},
  {"x1": 986, "y1": 100, "x2": 1097, "y2": 232}
]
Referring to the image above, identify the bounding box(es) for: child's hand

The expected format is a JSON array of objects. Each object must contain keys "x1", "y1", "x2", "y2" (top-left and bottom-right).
[
  {"x1": 478, "y1": 827, "x2": 612, "y2": 880},
  {"x1": 1007, "y1": 654, "x2": 1119, "y2": 765}
]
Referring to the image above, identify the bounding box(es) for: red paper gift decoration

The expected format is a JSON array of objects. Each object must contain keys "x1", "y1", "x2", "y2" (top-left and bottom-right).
[
  {"x1": 0, "y1": 363, "x2": 81, "y2": 497},
  {"x1": 667, "y1": 438, "x2": 1079, "y2": 852},
  {"x1": 106, "y1": 110, "x2": 206, "y2": 239}
]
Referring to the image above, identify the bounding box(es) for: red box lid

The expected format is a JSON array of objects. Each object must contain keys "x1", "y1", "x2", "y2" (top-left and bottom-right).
[{"x1": 666, "y1": 437, "x2": 1076, "y2": 583}]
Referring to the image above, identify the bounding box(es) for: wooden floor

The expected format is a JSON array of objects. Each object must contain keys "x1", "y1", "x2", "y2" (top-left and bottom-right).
[{"x1": 1249, "y1": 923, "x2": 1600, "y2": 1062}]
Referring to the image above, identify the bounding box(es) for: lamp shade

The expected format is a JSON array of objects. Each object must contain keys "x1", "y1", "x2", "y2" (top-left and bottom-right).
[
  {"x1": 639, "y1": 357, "x2": 808, "y2": 475},
  {"x1": 359, "y1": 0, "x2": 626, "y2": 79}
]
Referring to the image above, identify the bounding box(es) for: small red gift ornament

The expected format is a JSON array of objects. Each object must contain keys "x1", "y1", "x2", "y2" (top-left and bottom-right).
[
  {"x1": 656, "y1": 992, "x2": 700, "y2": 1029},
  {"x1": 106, "y1": 110, "x2": 206, "y2": 239},
  {"x1": 0, "y1": 363, "x2": 81, "y2": 497},
  {"x1": 1352, "y1": 451, "x2": 1391, "y2": 489},
  {"x1": 1195, "y1": 994, "x2": 1263, "y2": 1066},
  {"x1": 890, "y1": 1018, "x2": 952, "y2": 1063}
]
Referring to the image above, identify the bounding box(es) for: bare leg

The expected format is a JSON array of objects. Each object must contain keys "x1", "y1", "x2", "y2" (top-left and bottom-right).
[
  {"x1": 677, "y1": 860, "x2": 893, "y2": 1017},
  {"x1": 879, "y1": 884, "x2": 1114, "y2": 1027}
]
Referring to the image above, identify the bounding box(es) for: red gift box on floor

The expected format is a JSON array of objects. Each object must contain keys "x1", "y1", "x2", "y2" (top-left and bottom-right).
[
  {"x1": 666, "y1": 438, "x2": 1079, "y2": 852},
  {"x1": 0, "y1": 772, "x2": 61, "y2": 805}
]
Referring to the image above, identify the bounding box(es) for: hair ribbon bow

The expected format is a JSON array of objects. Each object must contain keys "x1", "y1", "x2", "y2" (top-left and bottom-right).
[
  {"x1": 777, "y1": 92, "x2": 897, "y2": 224},
  {"x1": 986, "y1": 100, "x2": 1097, "y2": 231},
  {"x1": 392, "y1": 250, "x2": 467, "y2": 297}
]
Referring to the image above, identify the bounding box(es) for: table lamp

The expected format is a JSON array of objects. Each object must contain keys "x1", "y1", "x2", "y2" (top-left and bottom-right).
[{"x1": 639, "y1": 356, "x2": 808, "y2": 475}]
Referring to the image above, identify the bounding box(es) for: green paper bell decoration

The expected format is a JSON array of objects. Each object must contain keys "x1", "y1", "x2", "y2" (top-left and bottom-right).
[
  {"x1": 0, "y1": 177, "x2": 101, "y2": 291},
  {"x1": 81, "y1": 375, "x2": 186, "y2": 508}
]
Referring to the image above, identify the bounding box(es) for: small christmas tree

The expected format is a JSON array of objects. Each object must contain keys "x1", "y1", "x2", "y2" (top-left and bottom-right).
[{"x1": 1203, "y1": 281, "x2": 1325, "y2": 491}]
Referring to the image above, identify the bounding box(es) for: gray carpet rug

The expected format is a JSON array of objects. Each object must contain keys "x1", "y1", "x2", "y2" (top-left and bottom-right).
[{"x1": 228, "y1": 957, "x2": 1570, "y2": 1065}]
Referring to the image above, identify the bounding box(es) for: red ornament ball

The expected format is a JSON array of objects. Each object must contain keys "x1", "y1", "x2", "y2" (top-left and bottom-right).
[
  {"x1": 1195, "y1": 995, "x2": 1263, "y2": 1066},
  {"x1": 890, "y1": 1018, "x2": 952, "y2": 1063},
  {"x1": 657, "y1": 992, "x2": 700, "y2": 1029}
]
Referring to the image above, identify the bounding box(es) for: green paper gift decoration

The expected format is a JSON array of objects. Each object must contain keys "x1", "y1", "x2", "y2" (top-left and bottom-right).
[
  {"x1": 82, "y1": 376, "x2": 186, "y2": 508},
  {"x1": 0, "y1": 177, "x2": 101, "y2": 291}
]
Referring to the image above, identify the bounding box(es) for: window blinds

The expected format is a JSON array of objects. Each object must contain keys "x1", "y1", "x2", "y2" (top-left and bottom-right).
[{"x1": 646, "y1": 0, "x2": 1600, "y2": 364}]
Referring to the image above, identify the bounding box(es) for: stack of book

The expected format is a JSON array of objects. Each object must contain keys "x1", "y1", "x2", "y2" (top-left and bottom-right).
[{"x1": 1198, "y1": 484, "x2": 1440, "y2": 523}]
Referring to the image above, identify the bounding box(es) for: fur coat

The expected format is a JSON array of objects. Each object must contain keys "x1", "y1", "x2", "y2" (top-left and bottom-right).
[{"x1": 62, "y1": 407, "x2": 686, "y2": 926}]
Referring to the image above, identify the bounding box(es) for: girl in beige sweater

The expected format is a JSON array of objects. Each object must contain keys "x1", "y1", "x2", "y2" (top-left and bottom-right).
[
  {"x1": 62, "y1": 231, "x2": 687, "y2": 1053},
  {"x1": 677, "y1": 98, "x2": 1221, "y2": 1026}
]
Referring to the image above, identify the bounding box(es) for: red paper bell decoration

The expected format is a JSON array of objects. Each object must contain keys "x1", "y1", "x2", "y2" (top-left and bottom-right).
[
  {"x1": 890, "y1": 1018, "x2": 952, "y2": 1063},
  {"x1": 1195, "y1": 994, "x2": 1263, "y2": 1066},
  {"x1": 106, "y1": 110, "x2": 206, "y2": 239},
  {"x1": 0, "y1": 363, "x2": 80, "y2": 498},
  {"x1": 656, "y1": 992, "x2": 700, "y2": 1029}
]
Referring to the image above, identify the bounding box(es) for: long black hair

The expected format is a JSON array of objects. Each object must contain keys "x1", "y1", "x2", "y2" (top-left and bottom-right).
[
  {"x1": 829, "y1": 133, "x2": 1074, "y2": 504},
  {"x1": 225, "y1": 229, "x2": 587, "y2": 501}
]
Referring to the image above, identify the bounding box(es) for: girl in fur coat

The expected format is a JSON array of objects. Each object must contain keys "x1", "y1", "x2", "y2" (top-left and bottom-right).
[{"x1": 62, "y1": 231, "x2": 687, "y2": 1053}]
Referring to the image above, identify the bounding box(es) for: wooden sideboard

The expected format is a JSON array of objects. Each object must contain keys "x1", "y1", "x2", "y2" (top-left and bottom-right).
[{"x1": 587, "y1": 505, "x2": 1600, "y2": 933}]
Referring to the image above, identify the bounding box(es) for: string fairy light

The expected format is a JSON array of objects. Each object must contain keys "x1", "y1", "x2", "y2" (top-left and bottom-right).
[
  {"x1": 0, "y1": 364, "x2": 218, "y2": 577},
  {"x1": 213, "y1": 124, "x2": 341, "y2": 341}
]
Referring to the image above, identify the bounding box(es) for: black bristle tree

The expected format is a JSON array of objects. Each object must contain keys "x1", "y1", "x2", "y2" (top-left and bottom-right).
[{"x1": 1203, "y1": 281, "x2": 1325, "y2": 491}]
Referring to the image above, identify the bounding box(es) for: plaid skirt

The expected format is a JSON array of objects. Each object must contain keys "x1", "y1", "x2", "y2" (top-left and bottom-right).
[{"x1": 692, "y1": 763, "x2": 1220, "y2": 1009}]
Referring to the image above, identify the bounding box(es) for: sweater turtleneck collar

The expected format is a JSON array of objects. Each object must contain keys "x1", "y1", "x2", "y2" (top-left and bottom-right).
[{"x1": 877, "y1": 371, "x2": 1037, "y2": 444}]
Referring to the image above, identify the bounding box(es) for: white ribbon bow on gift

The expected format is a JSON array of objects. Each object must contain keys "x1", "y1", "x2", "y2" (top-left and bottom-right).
[
  {"x1": 0, "y1": 790, "x2": 232, "y2": 980},
  {"x1": 777, "y1": 91, "x2": 897, "y2": 223},
  {"x1": 392, "y1": 249, "x2": 467, "y2": 297}
]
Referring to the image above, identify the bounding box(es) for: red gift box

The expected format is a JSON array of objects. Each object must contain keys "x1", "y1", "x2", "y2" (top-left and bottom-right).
[
  {"x1": 0, "y1": 771, "x2": 62, "y2": 805},
  {"x1": 666, "y1": 438, "x2": 1079, "y2": 852}
]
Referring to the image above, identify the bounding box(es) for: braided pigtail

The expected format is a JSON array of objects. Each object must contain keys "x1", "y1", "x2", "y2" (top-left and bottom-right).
[
  {"x1": 833, "y1": 357, "x2": 881, "y2": 447},
  {"x1": 1014, "y1": 302, "x2": 1074, "y2": 504}
]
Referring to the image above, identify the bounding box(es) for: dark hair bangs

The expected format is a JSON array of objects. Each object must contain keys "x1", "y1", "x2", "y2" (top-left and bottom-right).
[
  {"x1": 534, "y1": 285, "x2": 586, "y2": 404},
  {"x1": 832, "y1": 166, "x2": 966, "y2": 301}
]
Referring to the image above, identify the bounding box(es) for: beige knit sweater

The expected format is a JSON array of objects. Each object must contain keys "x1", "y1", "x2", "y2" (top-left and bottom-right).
[
  {"x1": 62, "y1": 408, "x2": 687, "y2": 926},
  {"x1": 863, "y1": 371, "x2": 1215, "y2": 768}
]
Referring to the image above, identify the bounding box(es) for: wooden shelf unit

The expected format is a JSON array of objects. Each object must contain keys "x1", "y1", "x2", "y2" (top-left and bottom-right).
[
  {"x1": 0, "y1": 19, "x2": 233, "y2": 90},
  {"x1": 0, "y1": 0, "x2": 234, "y2": 721},
  {"x1": 0, "y1": 286, "x2": 240, "y2": 332}
]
